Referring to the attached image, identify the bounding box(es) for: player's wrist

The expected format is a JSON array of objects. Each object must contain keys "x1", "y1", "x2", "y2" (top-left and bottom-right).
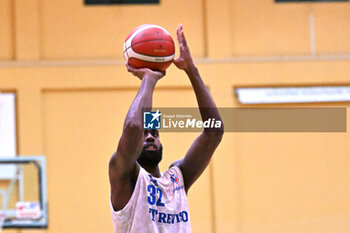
[
  {"x1": 184, "y1": 64, "x2": 198, "y2": 76},
  {"x1": 143, "y1": 74, "x2": 160, "y2": 85}
]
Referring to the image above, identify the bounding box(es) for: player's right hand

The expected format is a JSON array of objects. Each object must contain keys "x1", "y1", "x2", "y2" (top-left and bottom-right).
[
  {"x1": 126, "y1": 63, "x2": 165, "y2": 81},
  {"x1": 173, "y1": 24, "x2": 195, "y2": 72}
]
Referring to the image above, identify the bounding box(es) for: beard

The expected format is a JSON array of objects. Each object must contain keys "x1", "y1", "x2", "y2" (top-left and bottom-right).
[{"x1": 137, "y1": 144, "x2": 163, "y2": 167}]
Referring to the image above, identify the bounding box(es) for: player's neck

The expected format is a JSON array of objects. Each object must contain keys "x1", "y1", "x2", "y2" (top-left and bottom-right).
[{"x1": 142, "y1": 165, "x2": 161, "y2": 178}]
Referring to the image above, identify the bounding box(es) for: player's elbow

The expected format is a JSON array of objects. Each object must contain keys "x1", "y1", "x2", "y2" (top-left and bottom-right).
[
  {"x1": 203, "y1": 121, "x2": 224, "y2": 138},
  {"x1": 203, "y1": 126, "x2": 224, "y2": 144},
  {"x1": 123, "y1": 120, "x2": 143, "y2": 136},
  {"x1": 109, "y1": 152, "x2": 117, "y2": 168}
]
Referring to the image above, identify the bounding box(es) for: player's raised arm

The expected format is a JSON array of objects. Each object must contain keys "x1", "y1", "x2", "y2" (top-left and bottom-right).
[
  {"x1": 172, "y1": 24, "x2": 224, "y2": 192},
  {"x1": 109, "y1": 64, "x2": 164, "y2": 211}
]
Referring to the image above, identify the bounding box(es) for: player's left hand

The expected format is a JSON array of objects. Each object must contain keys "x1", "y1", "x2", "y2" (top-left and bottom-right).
[
  {"x1": 126, "y1": 63, "x2": 165, "y2": 81},
  {"x1": 173, "y1": 24, "x2": 195, "y2": 72}
]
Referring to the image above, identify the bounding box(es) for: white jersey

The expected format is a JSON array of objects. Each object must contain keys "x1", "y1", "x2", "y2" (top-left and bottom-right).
[{"x1": 110, "y1": 166, "x2": 192, "y2": 233}]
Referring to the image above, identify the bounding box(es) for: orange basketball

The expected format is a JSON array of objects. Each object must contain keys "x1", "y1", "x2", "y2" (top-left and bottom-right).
[{"x1": 123, "y1": 24, "x2": 175, "y2": 72}]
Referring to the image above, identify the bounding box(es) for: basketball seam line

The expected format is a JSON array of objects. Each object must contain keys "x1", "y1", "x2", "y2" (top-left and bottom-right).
[
  {"x1": 126, "y1": 47, "x2": 174, "y2": 62},
  {"x1": 123, "y1": 39, "x2": 174, "y2": 54}
]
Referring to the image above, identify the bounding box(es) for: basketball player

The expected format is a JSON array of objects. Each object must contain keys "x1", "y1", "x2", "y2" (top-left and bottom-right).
[{"x1": 109, "y1": 24, "x2": 224, "y2": 233}]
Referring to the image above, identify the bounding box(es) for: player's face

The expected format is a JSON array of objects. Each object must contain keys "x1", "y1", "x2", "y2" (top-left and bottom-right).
[
  {"x1": 137, "y1": 129, "x2": 163, "y2": 166},
  {"x1": 143, "y1": 129, "x2": 161, "y2": 151}
]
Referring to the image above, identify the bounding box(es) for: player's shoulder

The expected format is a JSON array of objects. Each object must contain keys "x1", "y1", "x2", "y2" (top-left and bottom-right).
[
  {"x1": 169, "y1": 158, "x2": 184, "y2": 169},
  {"x1": 167, "y1": 159, "x2": 185, "y2": 181}
]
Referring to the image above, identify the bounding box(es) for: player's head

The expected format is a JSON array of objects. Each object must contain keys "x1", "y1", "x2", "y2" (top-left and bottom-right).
[{"x1": 137, "y1": 129, "x2": 163, "y2": 167}]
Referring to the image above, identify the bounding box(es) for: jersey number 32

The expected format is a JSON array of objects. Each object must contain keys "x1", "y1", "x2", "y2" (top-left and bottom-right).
[{"x1": 147, "y1": 184, "x2": 165, "y2": 207}]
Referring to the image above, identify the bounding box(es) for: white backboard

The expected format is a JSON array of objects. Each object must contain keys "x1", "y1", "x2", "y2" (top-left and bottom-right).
[{"x1": 0, "y1": 93, "x2": 16, "y2": 179}]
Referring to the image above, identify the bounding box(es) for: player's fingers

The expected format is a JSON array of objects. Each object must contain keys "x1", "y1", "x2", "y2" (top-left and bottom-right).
[
  {"x1": 173, "y1": 58, "x2": 184, "y2": 69},
  {"x1": 176, "y1": 26, "x2": 182, "y2": 49},
  {"x1": 126, "y1": 63, "x2": 143, "y2": 79},
  {"x1": 133, "y1": 70, "x2": 144, "y2": 80},
  {"x1": 173, "y1": 58, "x2": 179, "y2": 64},
  {"x1": 173, "y1": 58, "x2": 179, "y2": 66},
  {"x1": 156, "y1": 70, "x2": 166, "y2": 78},
  {"x1": 179, "y1": 44, "x2": 184, "y2": 58},
  {"x1": 128, "y1": 65, "x2": 142, "y2": 76},
  {"x1": 178, "y1": 24, "x2": 183, "y2": 34},
  {"x1": 180, "y1": 29, "x2": 188, "y2": 48},
  {"x1": 126, "y1": 63, "x2": 134, "y2": 72},
  {"x1": 176, "y1": 24, "x2": 182, "y2": 41}
]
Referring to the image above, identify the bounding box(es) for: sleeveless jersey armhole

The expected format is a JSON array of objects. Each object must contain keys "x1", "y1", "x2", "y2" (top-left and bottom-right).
[
  {"x1": 170, "y1": 166, "x2": 185, "y2": 185},
  {"x1": 110, "y1": 167, "x2": 144, "y2": 214}
]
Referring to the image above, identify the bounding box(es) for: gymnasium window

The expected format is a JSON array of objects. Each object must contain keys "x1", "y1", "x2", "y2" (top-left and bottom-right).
[{"x1": 85, "y1": 0, "x2": 159, "y2": 5}]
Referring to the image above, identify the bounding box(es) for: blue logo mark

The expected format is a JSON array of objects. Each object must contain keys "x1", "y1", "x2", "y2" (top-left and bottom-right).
[
  {"x1": 143, "y1": 110, "x2": 161, "y2": 129},
  {"x1": 170, "y1": 174, "x2": 179, "y2": 184}
]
